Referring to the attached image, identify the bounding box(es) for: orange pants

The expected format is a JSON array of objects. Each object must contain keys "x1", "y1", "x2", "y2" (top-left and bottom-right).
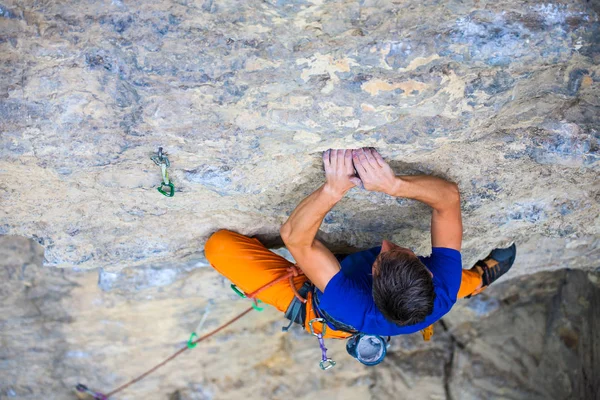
[{"x1": 205, "y1": 230, "x2": 482, "y2": 338}]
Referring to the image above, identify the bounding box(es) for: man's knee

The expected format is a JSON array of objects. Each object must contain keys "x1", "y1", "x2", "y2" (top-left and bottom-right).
[{"x1": 204, "y1": 229, "x2": 236, "y2": 263}]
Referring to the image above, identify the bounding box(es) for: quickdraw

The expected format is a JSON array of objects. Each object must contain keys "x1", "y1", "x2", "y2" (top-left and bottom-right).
[
  {"x1": 151, "y1": 147, "x2": 175, "y2": 197},
  {"x1": 187, "y1": 302, "x2": 214, "y2": 348},
  {"x1": 309, "y1": 318, "x2": 336, "y2": 370},
  {"x1": 231, "y1": 284, "x2": 264, "y2": 311}
]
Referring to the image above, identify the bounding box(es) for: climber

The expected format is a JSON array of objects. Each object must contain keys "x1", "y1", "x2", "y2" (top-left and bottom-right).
[{"x1": 204, "y1": 148, "x2": 516, "y2": 339}]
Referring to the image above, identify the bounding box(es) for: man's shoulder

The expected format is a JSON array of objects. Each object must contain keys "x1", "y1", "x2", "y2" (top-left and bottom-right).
[
  {"x1": 320, "y1": 268, "x2": 373, "y2": 311},
  {"x1": 422, "y1": 247, "x2": 463, "y2": 300},
  {"x1": 318, "y1": 269, "x2": 373, "y2": 330},
  {"x1": 430, "y1": 247, "x2": 462, "y2": 259},
  {"x1": 421, "y1": 247, "x2": 462, "y2": 269}
]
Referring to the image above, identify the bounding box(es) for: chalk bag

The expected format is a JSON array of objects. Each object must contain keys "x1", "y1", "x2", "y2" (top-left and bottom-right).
[{"x1": 346, "y1": 333, "x2": 388, "y2": 366}]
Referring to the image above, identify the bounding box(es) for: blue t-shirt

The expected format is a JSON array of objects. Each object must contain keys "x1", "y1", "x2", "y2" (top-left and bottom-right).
[{"x1": 317, "y1": 246, "x2": 462, "y2": 336}]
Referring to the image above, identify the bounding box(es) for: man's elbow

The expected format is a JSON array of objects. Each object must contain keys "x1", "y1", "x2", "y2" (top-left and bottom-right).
[
  {"x1": 448, "y1": 182, "x2": 460, "y2": 205},
  {"x1": 279, "y1": 224, "x2": 310, "y2": 248},
  {"x1": 437, "y1": 182, "x2": 460, "y2": 212}
]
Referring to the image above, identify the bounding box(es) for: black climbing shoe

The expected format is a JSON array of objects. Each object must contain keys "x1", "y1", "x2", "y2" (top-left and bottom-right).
[{"x1": 477, "y1": 243, "x2": 517, "y2": 287}]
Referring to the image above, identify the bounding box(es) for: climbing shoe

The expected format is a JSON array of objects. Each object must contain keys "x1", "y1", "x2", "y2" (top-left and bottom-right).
[
  {"x1": 477, "y1": 243, "x2": 517, "y2": 287},
  {"x1": 465, "y1": 243, "x2": 517, "y2": 298}
]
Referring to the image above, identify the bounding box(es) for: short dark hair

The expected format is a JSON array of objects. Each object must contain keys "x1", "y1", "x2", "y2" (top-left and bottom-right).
[{"x1": 372, "y1": 250, "x2": 435, "y2": 326}]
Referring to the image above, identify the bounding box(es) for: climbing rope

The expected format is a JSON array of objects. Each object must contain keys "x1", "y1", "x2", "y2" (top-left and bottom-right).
[
  {"x1": 75, "y1": 265, "x2": 335, "y2": 398},
  {"x1": 246, "y1": 265, "x2": 307, "y2": 304},
  {"x1": 76, "y1": 265, "x2": 306, "y2": 398},
  {"x1": 77, "y1": 306, "x2": 253, "y2": 399}
]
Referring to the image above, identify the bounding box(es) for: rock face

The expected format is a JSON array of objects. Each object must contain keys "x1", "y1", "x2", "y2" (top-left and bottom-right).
[
  {"x1": 1, "y1": 236, "x2": 598, "y2": 399},
  {"x1": 0, "y1": 0, "x2": 599, "y2": 274}
]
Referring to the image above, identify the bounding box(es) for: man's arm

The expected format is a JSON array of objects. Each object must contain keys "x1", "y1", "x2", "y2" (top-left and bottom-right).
[
  {"x1": 352, "y1": 148, "x2": 462, "y2": 251},
  {"x1": 280, "y1": 149, "x2": 361, "y2": 291},
  {"x1": 391, "y1": 175, "x2": 462, "y2": 250}
]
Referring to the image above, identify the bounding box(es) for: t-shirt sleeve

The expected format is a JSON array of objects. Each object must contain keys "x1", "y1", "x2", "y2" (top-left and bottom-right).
[
  {"x1": 318, "y1": 270, "x2": 367, "y2": 330},
  {"x1": 424, "y1": 247, "x2": 463, "y2": 301},
  {"x1": 319, "y1": 270, "x2": 350, "y2": 313}
]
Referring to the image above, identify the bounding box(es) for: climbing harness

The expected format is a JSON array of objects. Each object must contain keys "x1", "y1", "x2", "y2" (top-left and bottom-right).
[
  {"x1": 309, "y1": 318, "x2": 336, "y2": 370},
  {"x1": 151, "y1": 147, "x2": 175, "y2": 197},
  {"x1": 282, "y1": 281, "x2": 311, "y2": 333}
]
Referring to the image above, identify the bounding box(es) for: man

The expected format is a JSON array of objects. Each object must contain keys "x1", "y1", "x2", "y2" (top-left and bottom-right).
[{"x1": 205, "y1": 148, "x2": 516, "y2": 339}]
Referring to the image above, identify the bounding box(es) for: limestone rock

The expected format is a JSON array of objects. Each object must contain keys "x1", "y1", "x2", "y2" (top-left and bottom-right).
[
  {"x1": 1, "y1": 236, "x2": 598, "y2": 399},
  {"x1": 444, "y1": 267, "x2": 600, "y2": 400},
  {"x1": 0, "y1": 0, "x2": 598, "y2": 276}
]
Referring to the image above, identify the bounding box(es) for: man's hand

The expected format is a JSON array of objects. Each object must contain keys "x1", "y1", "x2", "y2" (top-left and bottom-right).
[
  {"x1": 323, "y1": 149, "x2": 362, "y2": 197},
  {"x1": 352, "y1": 147, "x2": 463, "y2": 250},
  {"x1": 352, "y1": 148, "x2": 398, "y2": 195},
  {"x1": 279, "y1": 149, "x2": 360, "y2": 291}
]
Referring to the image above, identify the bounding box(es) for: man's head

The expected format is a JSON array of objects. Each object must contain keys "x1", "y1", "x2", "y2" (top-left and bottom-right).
[{"x1": 372, "y1": 240, "x2": 435, "y2": 326}]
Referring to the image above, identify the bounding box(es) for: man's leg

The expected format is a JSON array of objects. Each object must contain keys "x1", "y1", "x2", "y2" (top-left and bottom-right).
[
  {"x1": 205, "y1": 230, "x2": 307, "y2": 313},
  {"x1": 457, "y1": 244, "x2": 517, "y2": 299},
  {"x1": 457, "y1": 269, "x2": 483, "y2": 299}
]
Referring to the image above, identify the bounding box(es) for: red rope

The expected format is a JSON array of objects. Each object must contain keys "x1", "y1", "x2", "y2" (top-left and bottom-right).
[
  {"x1": 102, "y1": 266, "x2": 306, "y2": 397},
  {"x1": 105, "y1": 306, "x2": 254, "y2": 398},
  {"x1": 246, "y1": 265, "x2": 305, "y2": 302}
]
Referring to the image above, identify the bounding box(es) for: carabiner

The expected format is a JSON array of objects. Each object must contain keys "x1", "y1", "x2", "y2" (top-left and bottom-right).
[
  {"x1": 230, "y1": 284, "x2": 263, "y2": 311},
  {"x1": 251, "y1": 298, "x2": 264, "y2": 312},
  {"x1": 308, "y1": 318, "x2": 327, "y2": 337},
  {"x1": 157, "y1": 181, "x2": 175, "y2": 197},
  {"x1": 230, "y1": 284, "x2": 246, "y2": 298},
  {"x1": 320, "y1": 358, "x2": 336, "y2": 370},
  {"x1": 187, "y1": 332, "x2": 198, "y2": 349}
]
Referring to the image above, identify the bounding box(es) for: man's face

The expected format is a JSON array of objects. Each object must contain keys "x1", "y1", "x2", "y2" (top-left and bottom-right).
[
  {"x1": 372, "y1": 240, "x2": 432, "y2": 277},
  {"x1": 372, "y1": 240, "x2": 415, "y2": 274},
  {"x1": 381, "y1": 239, "x2": 415, "y2": 257}
]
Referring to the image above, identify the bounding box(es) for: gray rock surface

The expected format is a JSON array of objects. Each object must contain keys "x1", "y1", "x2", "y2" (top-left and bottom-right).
[
  {"x1": 1, "y1": 236, "x2": 598, "y2": 399},
  {"x1": 0, "y1": 0, "x2": 598, "y2": 275}
]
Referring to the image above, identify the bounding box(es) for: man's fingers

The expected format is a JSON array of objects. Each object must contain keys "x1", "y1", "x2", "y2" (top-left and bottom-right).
[
  {"x1": 370, "y1": 148, "x2": 387, "y2": 167},
  {"x1": 329, "y1": 148, "x2": 338, "y2": 168},
  {"x1": 323, "y1": 149, "x2": 331, "y2": 172},
  {"x1": 352, "y1": 149, "x2": 367, "y2": 173},
  {"x1": 344, "y1": 149, "x2": 353, "y2": 168},
  {"x1": 363, "y1": 148, "x2": 379, "y2": 167},
  {"x1": 356, "y1": 148, "x2": 373, "y2": 170},
  {"x1": 323, "y1": 149, "x2": 331, "y2": 163},
  {"x1": 349, "y1": 176, "x2": 363, "y2": 188},
  {"x1": 334, "y1": 149, "x2": 344, "y2": 168}
]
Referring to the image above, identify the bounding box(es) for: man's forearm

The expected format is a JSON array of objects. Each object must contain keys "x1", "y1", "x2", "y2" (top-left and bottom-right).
[
  {"x1": 391, "y1": 175, "x2": 460, "y2": 212},
  {"x1": 280, "y1": 184, "x2": 342, "y2": 247}
]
